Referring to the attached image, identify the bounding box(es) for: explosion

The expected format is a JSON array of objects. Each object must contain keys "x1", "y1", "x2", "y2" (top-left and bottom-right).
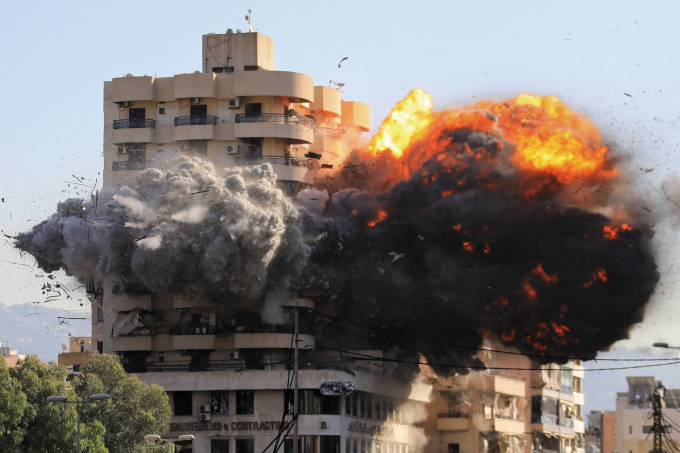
[{"x1": 16, "y1": 88, "x2": 658, "y2": 376}]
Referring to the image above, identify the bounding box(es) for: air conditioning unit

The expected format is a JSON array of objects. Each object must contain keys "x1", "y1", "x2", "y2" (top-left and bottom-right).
[
  {"x1": 228, "y1": 351, "x2": 239, "y2": 359},
  {"x1": 189, "y1": 97, "x2": 201, "y2": 104},
  {"x1": 226, "y1": 144, "x2": 241, "y2": 154},
  {"x1": 228, "y1": 98, "x2": 240, "y2": 109},
  {"x1": 199, "y1": 413, "x2": 212, "y2": 421},
  {"x1": 116, "y1": 101, "x2": 131, "y2": 107},
  {"x1": 199, "y1": 404, "x2": 211, "y2": 413}
]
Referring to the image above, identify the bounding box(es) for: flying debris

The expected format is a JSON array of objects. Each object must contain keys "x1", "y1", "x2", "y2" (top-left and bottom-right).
[{"x1": 338, "y1": 57, "x2": 348, "y2": 68}]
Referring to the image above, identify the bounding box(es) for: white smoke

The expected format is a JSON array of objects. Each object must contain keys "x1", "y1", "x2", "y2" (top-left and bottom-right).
[{"x1": 16, "y1": 155, "x2": 310, "y2": 308}]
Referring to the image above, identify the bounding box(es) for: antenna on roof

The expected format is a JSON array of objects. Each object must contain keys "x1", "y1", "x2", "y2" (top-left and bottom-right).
[{"x1": 246, "y1": 9, "x2": 254, "y2": 32}]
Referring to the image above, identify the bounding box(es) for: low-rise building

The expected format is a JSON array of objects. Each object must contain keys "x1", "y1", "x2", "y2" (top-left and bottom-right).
[
  {"x1": 57, "y1": 336, "x2": 93, "y2": 373},
  {"x1": 615, "y1": 376, "x2": 680, "y2": 453},
  {"x1": 0, "y1": 341, "x2": 26, "y2": 367}
]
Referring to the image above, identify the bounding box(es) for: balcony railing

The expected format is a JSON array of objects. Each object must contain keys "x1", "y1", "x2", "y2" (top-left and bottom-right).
[
  {"x1": 561, "y1": 418, "x2": 575, "y2": 428},
  {"x1": 124, "y1": 358, "x2": 364, "y2": 374},
  {"x1": 174, "y1": 115, "x2": 218, "y2": 126},
  {"x1": 438, "y1": 412, "x2": 470, "y2": 418},
  {"x1": 235, "y1": 113, "x2": 314, "y2": 128},
  {"x1": 169, "y1": 324, "x2": 217, "y2": 335},
  {"x1": 235, "y1": 155, "x2": 312, "y2": 168},
  {"x1": 113, "y1": 119, "x2": 156, "y2": 129},
  {"x1": 112, "y1": 161, "x2": 147, "y2": 171},
  {"x1": 314, "y1": 127, "x2": 344, "y2": 139},
  {"x1": 532, "y1": 415, "x2": 559, "y2": 425},
  {"x1": 561, "y1": 387, "x2": 574, "y2": 395}
]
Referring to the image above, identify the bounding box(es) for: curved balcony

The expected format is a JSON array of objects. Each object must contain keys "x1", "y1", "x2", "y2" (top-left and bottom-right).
[
  {"x1": 310, "y1": 129, "x2": 342, "y2": 155},
  {"x1": 112, "y1": 335, "x2": 153, "y2": 352},
  {"x1": 234, "y1": 155, "x2": 313, "y2": 184},
  {"x1": 235, "y1": 155, "x2": 311, "y2": 168},
  {"x1": 310, "y1": 86, "x2": 342, "y2": 117},
  {"x1": 173, "y1": 116, "x2": 216, "y2": 141},
  {"x1": 234, "y1": 71, "x2": 313, "y2": 102},
  {"x1": 111, "y1": 119, "x2": 157, "y2": 144},
  {"x1": 112, "y1": 161, "x2": 148, "y2": 171},
  {"x1": 234, "y1": 114, "x2": 313, "y2": 144},
  {"x1": 111, "y1": 76, "x2": 154, "y2": 103},
  {"x1": 171, "y1": 324, "x2": 216, "y2": 350},
  {"x1": 341, "y1": 100, "x2": 371, "y2": 132}
]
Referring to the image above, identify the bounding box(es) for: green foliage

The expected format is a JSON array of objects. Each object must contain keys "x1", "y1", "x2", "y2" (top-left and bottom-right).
[
  {"x1": 0, "y1": 359, "x2": 27, "y2": 451},
  {"x1": 73, "y1": 353, "x2": 171, "y2": 453},
  {"x1": 1, "y1": 353, "x2": 171, "y2": 453}
]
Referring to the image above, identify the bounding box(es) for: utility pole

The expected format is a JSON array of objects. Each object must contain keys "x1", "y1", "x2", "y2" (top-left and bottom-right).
[
  {"x1": 293, "y1": 301, "x2": 299, "y2": 453},
  {"x1": 653, "y1": 385, "x2": 666, "y2": 453}
]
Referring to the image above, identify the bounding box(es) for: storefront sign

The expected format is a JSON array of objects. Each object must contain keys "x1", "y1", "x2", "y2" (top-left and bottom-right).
[
  {"x1": 169, "y1": 420, "x2": 283, "y2": 432},
  {"x1": 347, "y1": 421, "x2": 394, "y2": 437}
]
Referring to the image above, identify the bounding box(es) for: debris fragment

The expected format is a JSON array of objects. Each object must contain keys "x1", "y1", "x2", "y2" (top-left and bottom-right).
[
  {"x1": 190, "y1": 189, "x2": 211, "y2": 195},
  {"x1": 338, "y1": 57, "x2": 348, "y2": 68},
  {"x1": 624, "y1": 93, "x2": 632, "y2": 97}
]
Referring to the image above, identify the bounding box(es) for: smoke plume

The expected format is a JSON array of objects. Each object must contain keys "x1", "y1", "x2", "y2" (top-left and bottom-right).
[{"x1": 15, "y1": 91, "x2": 659, "y2": 377}]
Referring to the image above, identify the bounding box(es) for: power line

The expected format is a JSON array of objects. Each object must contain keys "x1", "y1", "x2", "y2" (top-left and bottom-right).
[
  {"x1": 305, "y1": 308, "x2": 678, "y2": 362},
  {"x1": 304, "y1": 345, "x2": 680, "y2": 372}
]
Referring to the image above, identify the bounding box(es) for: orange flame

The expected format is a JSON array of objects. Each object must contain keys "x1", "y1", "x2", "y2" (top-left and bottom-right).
[
  {"x1": 368, "y1": 88, "x2": 434, "y2": 157},
  {"x1": 531, "y1": 262, "x2": 559, "y2": 285},
  {"x1": 583, "y1": 267, "x2": 608, "y2": 288},
  {"x1": 604, "y1": 224, "x2": 632, "y2": 240},
  {"x1": 366, "y1": 209, "x2": 388, "y2": 228}
]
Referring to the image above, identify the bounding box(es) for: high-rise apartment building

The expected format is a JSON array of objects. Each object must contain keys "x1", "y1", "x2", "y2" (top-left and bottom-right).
[{"x1": 94, "y1": 29, "x2": 437, "y2": 453}]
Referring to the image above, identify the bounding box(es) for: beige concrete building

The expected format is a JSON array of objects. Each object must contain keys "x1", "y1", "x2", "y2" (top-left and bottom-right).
[
  {"x1": 93, "y1": 28, "x2": 443, "y2": 453},
  {"x1": 615, "y1": 377, "x2": 680, "y2": 453},
  {"x1": 422, "y1": 343, "x2": 585, "y2": 453},
  {"x1": 0, "y1": 341, "x2": 25, "y2": 367},
  {"x1": 57, "y1": 336, "x2": 93, "y2": 373},
  {"x1": 102, "y1": 30, "x2": 369, "y2": 194},
  {"x1": 602, "y1": 412, "x2": 615, "y2": 453}
]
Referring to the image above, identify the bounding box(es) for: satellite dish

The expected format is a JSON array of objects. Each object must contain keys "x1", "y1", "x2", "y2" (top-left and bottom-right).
[
  {"x1": 61, "y1": 344, "x2": 67, "y2": 352},
  {"x1": 236, "y1": 29, "x2": 241, "y2": 33},
  {"x1": 125, "y1": 73, "x2": 133, "y2": 78},
  {"x1": 245, "y1": 15, "x2": 249, "y2": 21}
]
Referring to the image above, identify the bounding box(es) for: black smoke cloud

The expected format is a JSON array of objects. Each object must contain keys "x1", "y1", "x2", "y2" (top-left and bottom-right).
[{"x1": 15, "y1": 127, "x2": 658, "y2": 376}]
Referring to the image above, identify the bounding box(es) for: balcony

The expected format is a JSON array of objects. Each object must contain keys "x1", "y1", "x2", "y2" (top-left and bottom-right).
[
  {"x1": 234, "y1": 114, "x2": 314, "y2": 144},
  {"x1": 173, "y1": 116, "x2": 216, "y2": 141},
  {"x1": 112, "y1": 294, "x2": 152, "y2": 312},
  {"x1": 234, "y1": 333, "x2": 315, "y2": 349},
  {"x1": 492, "y1": 373, "x2": 526, "y2": 397},
  {"x1": 58, "y1": 351, "x2": 92, "y2": 367},
  {"x1": 574, "y1": 419, "x2": 585, "y2": 433},
  {"x1": 437, "y1": 413, "x2": 469, "y2": 431},
  {"x1": 233, "y1": 71, "x2": 314, "y2": 102},
  {"x1": 112, "y1": 335, "x2": 153, "y2": 352},
  {"x1": 171, "y1": 325, "x2": 216, "y2": 350},
  {"x1": 310, "y1": 86, "x2": 342, "y2": 117},
  {"x1": 111, "y1": 75, "x2": 154, "y2": 103},
  {"x1": 494, "y1": 418, "x2": 525, "y2": 434},
  {"x1": 341, "y1": 100, "x2": 370, "y2": 131},
  {"x1": 111, "y1": 119, "x2": 157, "y2": 144},
  {"x1": 235, "y1": 155, "x2": 312, "y2": 168},
  {"x1": 112, "y1": 161, "x2": 147, "y2": 171},
  {"x1": 174, "y1": 116, "x2": 218, "y2": 126}
]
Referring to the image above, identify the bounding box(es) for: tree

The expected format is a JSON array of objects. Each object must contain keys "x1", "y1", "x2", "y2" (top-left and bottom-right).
[
  {"x1": 0, "y1": 359, "x2": 27, "y2": 450},
  {"x1": 72, "y1": 353, "x2": 171, "y2": 453}
]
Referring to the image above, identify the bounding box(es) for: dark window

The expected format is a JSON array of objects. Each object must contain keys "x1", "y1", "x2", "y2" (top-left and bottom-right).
[
  {"x1": 192, "y1": 313, "x2": 203, "y2": 324},
  {"x1": 366, "y1": 395, "x2": 373, "y2": 419},
  {"x1": 72, "y1": 364, "x2": 80, "y2": 372},
  {"x1": 96, "y1": 342, "x2": 103, "y2": 354},
  {"x1": 176, "y1": 440, "x2": 193, "y2": 452},
  {"x1": 375, "y1": 398, "x2": 381, "y2": 420},
  {"x1": 643, "y1": 426, "x2": 653, "y2": 434},
  {"x1": 448, "y1": 444, "x2": 460, "y2": 453},
  {"x1": 159, "y1": 108, "x2": 166, "y2": 114},
  {"x1": 174, "y1": 391, "x2": 193, "y2": 416},
  {"x1": 190, "y1": 104, "x2": 207, "y2": 117},
  {"x1": 126, "y1": 143, "x2": 146, "y2": 164},
  {"x1": 352, "y1": 393, "x2": 358, "y2": 417},
  {"x1": 96, "y1": 306, "x2": 104, "y2": 322},
  {"x1": 235, "y1": 439, "x2": 254, "y2": 453},
  {"x1": 244, "y1": 66, "x2": 258, "y2": 71},
  {"x1": 211, "y1": 391, "x2": 229, "y2": 415},
  {"x1": 285, "y1": 436, "x2": 340, "y2": 453},
  {"x1": 359, "y1": 393, "x2": 366, "y2": 418},
  {"x1": 129, "y1": 108, "x2": 145, "y2": 120},
  {"x1": 236, "y1": 391, "x2": 254, "y2": 415},
  {"x1": 244, "y1": 103, "x2": 262, "y2": 116},
  {"x1": 159, "y1": 355, "x2": 164, "y2": 362},
  {"x1": 531, "y1": 396, "x2": 559, "y2": 424},
  {"x1": 211, "y1": 439, "x2": 229, "y2": 453},
  {"x1": 345, "y1": 394, "x2": 352, "y2": 416},
  {"x1": 285, "y1": 390, "x2": 340, "y2": 415},
  {"x1": 213, "y1": 67, "x2": 234, "y2": 74}
]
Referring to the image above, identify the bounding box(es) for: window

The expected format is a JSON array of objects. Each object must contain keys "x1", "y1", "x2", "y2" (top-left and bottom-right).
[
  {"x1": 361, "y1": 441, "x2": 367, "y2": 453},
  {"x1": 72, "y1": 364, "x2": 80, "y2": 372},
  {"x1": 244, "y1": 66, "x2": 258, "y2": 71},
  {"x1": 96, "y1": 341, "x2": 103, "y2": 354},
  {"x1": 643, "y1": 426, "x2": 653, "y2": 434},
  {"x1": 96, "y1": 305, "x2": 104, "y2": 322},
  {"x1": 360, "y1": 393, "x2": 366, "y2": 418},
  {"x1": 211, "y1": 391, "x2": 229, "y2": 415},
  {"x1": 284, "y1": 390, "x2": 340, "y2": 415},
  {"x1": 126, "y1": 143, "x2": 146, "y2": 163},
  {"x1": 346, "y1": 439, "x2": 352, "y2": 453},
  {"x1": 375, "y1": 398, "x2": 382, "y2": 420},
  {"x1": 629, "y1": 426, "x2": 632, "y2": 434},
  {"x1": 236, "y1": 439, "x2": 254, "y2": 453},
  {"x1": 531, "y1": 396, "x2": 559, "y2": 424},
  {"x1": 213, "y1": 67, "x2": 234, "y2": 74},
  {"x1": 354, "y1": 440, "x2": 359, "y2": 453},
  {"x1": 211, "y1": 439, "x2": 229, "y2": 453},
  {"x1": 159, "y1": 108, "x2": 166, "y2": 114},
  {"x1": 236, "y1": 391, "x2": 254, "y2": 415},
  {"x1": 190, "y1": 104, "x2": 207, "y2": 117},
  {"x1": 346, "y1": 394, "x2": 352, "y2": 416},
  {"x1": 244, "y1": 103, "x2": 262, "y2": 116},
  {"x1": 129, "y1": 108, "x2": 145, "y2": 120},
  {"x1": 174, "y1": 391, "x2": 193, "y2": 416},
  {"x1": 352, "y1": 392, "x2": 358, "y2": 417},
  {"x1": 176, "y1": 440, "x2": 192, "y2": 452},
  {"x1": 366, "y1": 395, "x2": 373, "y2": 419}
]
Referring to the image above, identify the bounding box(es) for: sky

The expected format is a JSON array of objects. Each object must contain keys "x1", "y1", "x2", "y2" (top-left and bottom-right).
[{"x1": 1, "y1": 0, "x2": 680, "y2": 412}]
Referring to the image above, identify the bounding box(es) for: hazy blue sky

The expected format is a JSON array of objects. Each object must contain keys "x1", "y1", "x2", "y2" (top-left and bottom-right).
[{"x1": 1, "y1": 0, "x2": 679, "y2": 411}]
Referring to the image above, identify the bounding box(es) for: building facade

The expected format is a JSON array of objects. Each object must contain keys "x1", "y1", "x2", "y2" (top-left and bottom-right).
[
  {"x1": 0, "y1": 341, "x2": 26, "y2": 367},
  {"x1": 421, "y1": 343, "x2": 585, "y2": 453},
  {"x1": 57, "y1": 336, "x2": 93, "y2": 374},
  {"x1": 615, "y1": 377, "x2": 680, "y2": 453}
]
